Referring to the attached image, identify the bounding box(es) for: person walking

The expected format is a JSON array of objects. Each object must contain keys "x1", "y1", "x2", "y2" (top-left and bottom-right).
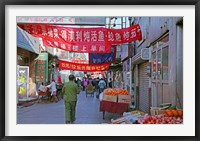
[
  {"x1": 98, "y1": 78, "x2": 106, "y2": 93},
  {"x1": 77, "y1": 78, "x2": 82, "y2": 88},
  {"x1": 62, "y1": 74, "x2": 80, "y2": 124},
  {"x1": 82, "y1": 78, "x2": 88, "y2": 91},
  {"x1": 46, "y1": 79, "x2": 58, "y2": 103},
  {"x1": 108, "y1": 78, "x2": 112, "y2": 88}
]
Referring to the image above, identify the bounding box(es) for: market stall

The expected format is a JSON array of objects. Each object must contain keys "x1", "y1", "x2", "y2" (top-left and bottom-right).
[
  {"x1": 99, "y1": 88, "x2": 131, "y2": 119},
  {"x1": 109, "y1": 103, "x2": 183, "y2": 124},
  {"x1": 100, "y1": 101, "x2": 128, "y2": 119}
]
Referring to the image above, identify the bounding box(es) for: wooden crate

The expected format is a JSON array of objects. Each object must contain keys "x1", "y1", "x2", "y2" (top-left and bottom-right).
[
  {"x1": 150, "y1": 107, "x2": 166, "y2": 115},
  {"x1": 102, "y1": 94, "x2": 117, "y2": 102},
  {"x1": 118, "y1": 95, "x2": 131, "y2": 104}
]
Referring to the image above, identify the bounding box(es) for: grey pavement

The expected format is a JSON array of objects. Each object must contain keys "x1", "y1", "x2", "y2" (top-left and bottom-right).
[{"x1": 17, "y1": 90, "x2": 121, "y2": 124}]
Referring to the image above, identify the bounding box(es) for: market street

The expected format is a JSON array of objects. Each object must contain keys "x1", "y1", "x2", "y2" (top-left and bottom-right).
[
  {"x1": 17, "y1": 90, "x2": 121, "y2": 124},
  {"x1": 16, "y1": 16, "x2": 184, "y2": 126}
]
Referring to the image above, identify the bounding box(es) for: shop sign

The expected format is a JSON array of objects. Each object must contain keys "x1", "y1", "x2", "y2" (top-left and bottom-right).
[
  {"x1": 35, "y1": 53, "x2": 48, "y2": 82},
  {"x1": 17, "y1": 24, "x2": 142, "y2": 53},
  {"x1": 17, "y1": 16, "x2": 106, "y2": 25},
  {"x1": 59, "y1": 60, "x2": 111, "y2": 72},
  {"x1": 18, "y1": 66, "x2": 29, "y2": 100},
  {"x1": 141, "y1": 48, "x2": 150, "y2": 60}
]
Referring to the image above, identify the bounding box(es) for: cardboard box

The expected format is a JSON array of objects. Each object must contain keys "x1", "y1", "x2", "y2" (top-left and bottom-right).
[
  {"x1": 103, "y1": 94, "x2": 117, "y2": 102},
  {"x1": 150, "y1": 107, "x2": 166, "y2": 116},
  {"x1": 118, "y1": 95, "x2": 131, "y2": 104}
]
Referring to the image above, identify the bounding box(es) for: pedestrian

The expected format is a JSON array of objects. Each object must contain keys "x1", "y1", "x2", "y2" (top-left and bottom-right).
[
  {"x1": 62, "y1": 74, "x2": 80, "y2": 124},
  {"x1": 98, "y1": 78, "x2": 106, "y2": 93},
  {"x1": 38, "y1": 82, "x2": 47, "y2": 92},
  {"x1": 109, "y1": 78, "x2": 112, "y2": 88},
  {"x1": 77, "y1": 78, "x2": 82, "y2": 87},
  {"x1": 46, "y1": 79, "x2": 58, "y2": 103},
  {"x1": 88, "y1": 77, "x2": 93, "y2": 84},
  {"x1": 92, "y1": 78, "x2": 96, "y2": 87},
  {"x1": 96, "y1": 77, "x2": 100, "y2": 89},
  {"x1": 82, "y1": 78, "x2": 88, "y2": 91}
]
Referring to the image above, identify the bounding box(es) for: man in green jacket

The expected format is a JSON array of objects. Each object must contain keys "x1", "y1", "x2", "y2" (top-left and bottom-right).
[{"x1": 62, "y1": 74, "x2": 80, "y2": 124}]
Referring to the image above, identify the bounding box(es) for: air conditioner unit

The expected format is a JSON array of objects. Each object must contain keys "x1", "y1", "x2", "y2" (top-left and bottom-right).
[{"x1": 141, "y1": 48, "x2": 151, "y2": 60}]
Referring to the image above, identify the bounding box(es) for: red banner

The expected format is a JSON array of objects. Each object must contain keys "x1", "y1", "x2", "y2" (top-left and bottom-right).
[
  {"x1": 59, "y1": 60, "x2": 110, "y2": 72},
  {"x1": 17, "y1": 24, "x2": 142, "y2": 53},
  {"x1": 71, "y1": 60, "x2": 88, "y2": 64}
]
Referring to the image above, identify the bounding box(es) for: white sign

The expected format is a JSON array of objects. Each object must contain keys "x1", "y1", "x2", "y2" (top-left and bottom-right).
[
  {"x1": 141, "y1": 48, "x2": 150, "y2": 60},
  {"x1": 17, "y1": 16, "x2": 106, "y2": 25}
]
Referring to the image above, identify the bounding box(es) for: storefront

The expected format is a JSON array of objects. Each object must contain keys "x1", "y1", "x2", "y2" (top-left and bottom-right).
[{"x1": 17, "y1": 26, "x2": 40, "y2": 101}]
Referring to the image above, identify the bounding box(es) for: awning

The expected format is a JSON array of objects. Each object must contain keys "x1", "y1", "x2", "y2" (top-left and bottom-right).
[
  {"x1": 108, "y1": 64, "x2": 122, "y2": 72},
  {"x1": 17, "y1": 27, "x2": 39, "y2": 54}
]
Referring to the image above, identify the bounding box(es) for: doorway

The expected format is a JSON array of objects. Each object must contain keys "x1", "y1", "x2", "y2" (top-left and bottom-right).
[{"x1": 151, "y1": 34, "x2": 170, "y2": 107}]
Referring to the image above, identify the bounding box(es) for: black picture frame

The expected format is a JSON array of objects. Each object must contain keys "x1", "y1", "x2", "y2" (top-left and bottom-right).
[{"x1": 1, "y1": 0, "x2": 199, "y2": 141}]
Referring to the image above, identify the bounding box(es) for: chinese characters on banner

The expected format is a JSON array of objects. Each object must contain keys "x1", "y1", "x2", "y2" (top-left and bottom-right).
[
  {"x1": 59, "y1": 60, "x2": 111, "y2": 72},
  {"x1": 89, "y1": 46, "x2": 116, "y2": 64},
  {"x1": 17, "y1": 24, "x2": 142, "y2": 53},
  {"x1": 72, "y1": 60, "x2": 88, "y2": 64}
]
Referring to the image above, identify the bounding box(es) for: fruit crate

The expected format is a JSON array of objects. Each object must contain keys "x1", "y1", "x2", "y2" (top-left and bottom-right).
[
  {"x1": 102, "y1": 94, "x2": 117, "y2": 102},
  {"x1": 150, "y1": 107, "x2": 166, "y2": 116}
]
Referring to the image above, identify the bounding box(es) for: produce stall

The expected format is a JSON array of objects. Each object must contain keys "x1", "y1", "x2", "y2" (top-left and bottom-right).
[
  {"x1": 99, "y1": 88, "x2": 131, "y2": 119},
  {"x1": 100, "y1": 101, "x2": 129, "y2": 119},
  {"x1": 137, "y1": 113, "x2": 183, "y2": 124},
  {"x1": 137, "y1": 103, "x2": 183, "y2": 124},
  {"x1": 107, "y1": 102, "x2": 183, "y2": 124}
]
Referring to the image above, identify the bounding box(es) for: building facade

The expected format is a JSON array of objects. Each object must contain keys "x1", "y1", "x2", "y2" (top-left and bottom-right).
[{"x1": 131, "y1": 17, "x2": 183, "y2": 113}]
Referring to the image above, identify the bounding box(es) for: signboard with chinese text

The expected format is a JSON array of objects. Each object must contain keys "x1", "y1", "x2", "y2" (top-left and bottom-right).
[
  {"x1": 35, "y1": 53, "x2": 48, "y2": 82},
  {"x1": 17, "y1": 24, "x2": 142, "y2": 53},
  {"x1": 17, "y1": 16, "x2": 106, "y2": 25}
]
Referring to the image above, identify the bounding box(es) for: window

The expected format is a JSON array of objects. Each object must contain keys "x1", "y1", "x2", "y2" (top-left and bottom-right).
[
  {"x1": 162, "y1": 46, "x2": 169, "y2": 80},
  {"x1": 151, "y1": 35, "x2": 169, "y2": 81}
]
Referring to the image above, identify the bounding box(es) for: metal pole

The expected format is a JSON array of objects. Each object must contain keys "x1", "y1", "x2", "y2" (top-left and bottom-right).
[
  {"x1": 130, "y1": 57, "x2": 132, "y2": 95},
  {"x1": 128, "y1": 17, "x2": 133, "y2": 106}
]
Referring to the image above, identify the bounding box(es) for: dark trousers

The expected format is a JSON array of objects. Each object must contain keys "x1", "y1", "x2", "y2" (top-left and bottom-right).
[{"x1": 99, "y1": 88, "x2": 104, "y2": 93}]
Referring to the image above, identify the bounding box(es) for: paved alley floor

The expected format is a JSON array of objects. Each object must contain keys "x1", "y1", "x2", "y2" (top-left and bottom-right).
[{"x1": 17, "y1": 91, "x2": 121, "y2": 124}]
